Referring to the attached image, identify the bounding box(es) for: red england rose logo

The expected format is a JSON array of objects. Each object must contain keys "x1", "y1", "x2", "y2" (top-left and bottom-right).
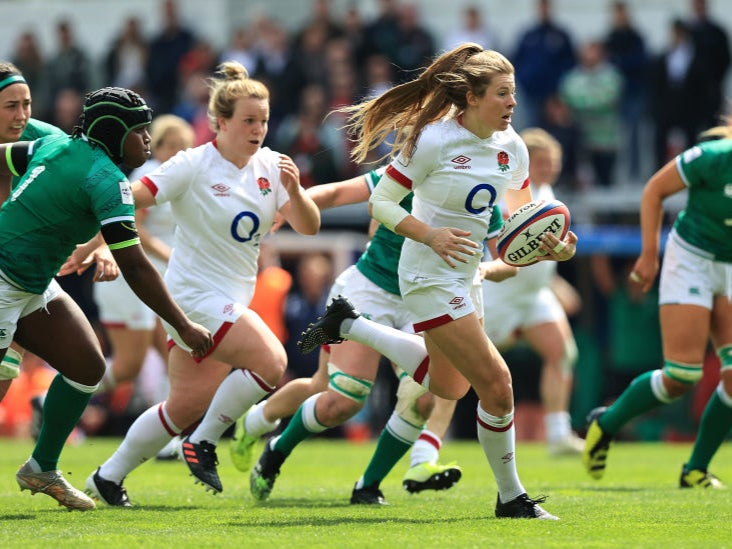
[
  {"x1": 497, "y1": 151, "x2": 510, "y2": 172},
  {"x1": 257, "y1": 177, "x2": 272, "y2": 196}
]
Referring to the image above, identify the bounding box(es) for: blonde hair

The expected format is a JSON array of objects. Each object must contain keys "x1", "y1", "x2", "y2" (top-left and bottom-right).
[
  {"x1": 698, "y1": 125, "x2": 732, "y2": 142},
  {"x1": 149, "y1": 114, "x2": 195, "y2": 150},
  {"x1": 337, "y1": 43, "x2": 514, "y2": 164},
  {"x1": 520, "y1": 127, "x2": 562, "y2": 164},
  {"x1": 207, "y1": 60, "x2": 269, "y2": 132}
]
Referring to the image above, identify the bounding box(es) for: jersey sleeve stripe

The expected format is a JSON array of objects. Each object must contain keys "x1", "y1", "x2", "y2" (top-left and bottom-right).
[
  {"x1": 100, "y1": 215, "x2": 135, "y2": 226},
  {"x1": 521, "y1": 177, "x2": 530, "y2": 189},
  {"x1": 107, "y1": 237, "x2": 141, "y2": 250},
  {"x1": 5, "y1": 145, "x2": 19, "y2": 177},
  {"x1": 140, "y1": 175, "x2": 159, "y2": 195},
  {"x1": 386, "y1": 165, "x2": 413, "y2": 190}
]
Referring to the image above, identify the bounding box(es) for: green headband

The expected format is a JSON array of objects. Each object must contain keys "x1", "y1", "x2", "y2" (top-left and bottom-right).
[{"x1": 0, "y1": 75, "x2": 27, "y2": 92}]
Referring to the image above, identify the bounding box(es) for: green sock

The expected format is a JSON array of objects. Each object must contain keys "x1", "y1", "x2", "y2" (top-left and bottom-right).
[
  {"x1": 687, "y1": 390, "x2": 732, "y2": 471},
  {"x1": 273, "y1": 405, "x2": 322, "y2": 456},
  {"x1": 600, "y1": 371, "x2": 665, "y2": 435},
  {"x1": 33, "y1": 374, "x2": 93, "y2": 471},
  {"x1": 361, "y1": 427, "x2": 412, "y2": 487}
]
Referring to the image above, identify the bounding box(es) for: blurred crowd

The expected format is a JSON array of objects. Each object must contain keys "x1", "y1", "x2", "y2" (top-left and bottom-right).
[
  {"x1": 8, "y1": 0, "x2": 731, "y2": 191},
  {"x1": 0, "y1": 0, "x2": 729, "y2": 441}
]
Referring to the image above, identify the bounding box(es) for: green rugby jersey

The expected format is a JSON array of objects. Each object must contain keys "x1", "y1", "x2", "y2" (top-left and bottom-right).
[
  {"x1": 0, "y1": 134, "x2": 135, "y2": 293},
  {"x1": 12, "y1": 118, "x2": 64, "y2": 189},
  {"x1": 356, "y1": 169, "x2": 504, "y2": 295},
  {"x1": 675, "y1": 139, "x2": 732, "y2": 262}
]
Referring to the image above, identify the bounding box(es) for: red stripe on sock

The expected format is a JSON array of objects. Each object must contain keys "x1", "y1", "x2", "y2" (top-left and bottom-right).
[
  {"x1": 418, "y1": 431, "x2": 441, "y2": 450},
  {"x1": 413, "y1": 357, "x2": 430, "y2": 385},
  {"x1": 157, "y1": 403, "x2": 179, "y2": 437},
  {"x1": 245, "y1": 369, "x2": 275, "y2": 393},
  {"x1": 476, "y1": 414, "x2": 514, "y2": 432}
]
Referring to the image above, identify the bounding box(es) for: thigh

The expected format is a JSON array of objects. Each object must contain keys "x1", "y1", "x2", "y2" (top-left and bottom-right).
[
  {"x1": 522, "y1": 320, "x2": 568, "y2": 363},
  {"x1": 660, "y1": 303, "x2": 710, "y2": 363},
  {"x1": 166, "y1": 346, "x2": 231, "y2": 426},
  {"x1": 710, "y1": 295, "x2": 732, "y2": 349},
  {"x1": 213, "y1": 308, "x2": 286, "y2": 384},
  {"x1": 16, "y1": 292, "x2": 105, "y2": 385},
  {"x1": 426, "y1": 313, "x2": 509, "y2": 396},
  {"x1": 328, "y1": 339, "x2": 383, "y2": 381}
]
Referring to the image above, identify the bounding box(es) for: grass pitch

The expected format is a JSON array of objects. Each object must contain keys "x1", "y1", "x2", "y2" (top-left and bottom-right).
[{"x1": 0, "y1": 437, "x2": 730, "y2": 548}]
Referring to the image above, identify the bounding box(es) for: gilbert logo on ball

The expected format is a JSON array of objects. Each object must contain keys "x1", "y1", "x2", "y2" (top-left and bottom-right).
[{"x1": 497, "y1": 199, "x2": 570, "y2": 267}]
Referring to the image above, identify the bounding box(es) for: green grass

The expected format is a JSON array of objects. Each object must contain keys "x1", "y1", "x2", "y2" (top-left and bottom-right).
[{"x1": 0, "y1": 437, "x2": 730, "y2": 548}]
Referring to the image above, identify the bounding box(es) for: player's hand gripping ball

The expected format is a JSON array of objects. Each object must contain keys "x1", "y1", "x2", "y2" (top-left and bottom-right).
[{"x1": 497, "y1": 199, "x2": 571, "y2": 267}]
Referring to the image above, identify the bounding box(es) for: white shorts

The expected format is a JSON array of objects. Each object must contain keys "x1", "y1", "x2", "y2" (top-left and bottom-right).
[
  {"x1": 329, "y1": 266, "x2": 413, "y2": 332},
  {"x1": 162, "y1": 285, "x2": 254, "y2": 354},
  {"x1": 399, "y1": 270, "x2": 480, "y2": 333},
  {"x1": 660, "y1": 232, "x2": 732, "y2": 308},
  {"x1": 94, "y1": 276, "x2": 157, "y2": 330},
  {"x1": 0, "y1": 273, "x2": 63, "y2": 348},
  {"x1": 483, "y1": 284, "x2": 564, "y2": 346}
]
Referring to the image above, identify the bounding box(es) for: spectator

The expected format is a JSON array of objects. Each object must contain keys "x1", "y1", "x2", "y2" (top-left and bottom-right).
[
  {"x1": 512, "y1": 0, "x2": 576, "y2": 129},
  {"x1": 649, "y1": 19, "x2": 708, "y2": 169},
  {"x1": 362, "y1": 0, "x2": 402, "y2": 70},
  {"x1": 274, "y1": 83, "x2": 344, "y2": 188},
  {"x1": 444, "y1": 5, "x2": 498, "y2": 51},
  {"x1": 44, "y1": 19, "x2": 91, "y2": 121},
  {"x1": 540, "y1": 95, "x2": 582, "y2": 191},
  {"x1": 283, "y1": 254, "x2": 334, "y2": 380},
  {"x1": 686, "y1": 0, "x2": 731, "y2": 127},
  {"x1": 146, "y1": 0, "x2": 195, "y2": 114},
  {"x1": 172, "y1": 71, "x2": 215, "y2": 146},
  {"x1": 49, "y1": 88, "x2": 83, "y2": 134},
  {"x1": 559, "y1": 40, "x2": 622, "y2": 187},
  {"x1": 219, "y1": 26, "x2": 260, "y2": 75},
  {"x1": 104, "y1": 16, "x2": 149, "y2": 93},
  {"x1": 10, "y1": 32, "x2": 47, "y2": 111},
  {"x1": 392, "y1": 3, "x2": 435, "y2": 83},
  {"x1": 604, "y1": 1, "x2": 649, "y2": 183}
]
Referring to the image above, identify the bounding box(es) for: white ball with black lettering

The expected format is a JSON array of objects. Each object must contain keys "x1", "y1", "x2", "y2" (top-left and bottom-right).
[{"x1": 496, "y1": 199, "x2": 571, "y2": 267}]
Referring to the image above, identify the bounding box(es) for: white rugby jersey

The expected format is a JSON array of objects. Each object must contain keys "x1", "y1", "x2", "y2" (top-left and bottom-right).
[
  {"x1": 140, "y1": 143, "x2": 291, "y2": 305},
  {"x1": 387, "y1": 118, "x2": 529, "y2": 279}
]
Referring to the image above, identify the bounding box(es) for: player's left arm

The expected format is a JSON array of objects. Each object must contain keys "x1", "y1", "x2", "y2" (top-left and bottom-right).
[{"x1": 278, "y1": 154, "x2": 320, "y2": 235}]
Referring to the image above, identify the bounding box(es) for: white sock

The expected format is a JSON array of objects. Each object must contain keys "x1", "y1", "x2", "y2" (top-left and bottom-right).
[
  {"x1": 410, "y1": 429, "x2": 441, "y2": 467},
  {"x1": 343, "y1": 316, "x2": 431, "y2": 388},
  {"x1": 244, "y1": 400, "x2": 280, "y2": 438},
  {"x1": 476, "y1": 403, "x2": 525, "y2": 503},
  {"x1": 188, "y1": 369, "x2": 273, "y2": 445},
  {"x1": 99, "y1": 402, "x2": 181, "y2": 483},
  {"x1": 545, "y1": 411, "x2": 572, "y2": 443}
]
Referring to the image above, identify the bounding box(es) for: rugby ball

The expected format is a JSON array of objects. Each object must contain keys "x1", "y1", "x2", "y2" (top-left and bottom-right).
[{"x1": 496, "y1": 199, "x2": 570, "y2": 267}]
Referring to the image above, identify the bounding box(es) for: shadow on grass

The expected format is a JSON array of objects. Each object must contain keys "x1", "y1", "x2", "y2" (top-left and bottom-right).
[
  {"x1": 0, "y1": 514, "x2": 35, "y2": 521},
  {"x1": 226, "y1": 515, "x2": 479, "y2": 528},
  {"x1": 580, "y1": 486, "x2": 644, "y2": 492}
]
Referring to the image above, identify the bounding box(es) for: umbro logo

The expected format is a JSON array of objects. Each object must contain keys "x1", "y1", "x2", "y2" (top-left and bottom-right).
[
  {"x1": 449, "y1": 297, "x2": 466, "y2": 310},
  {"x1": 212, "y1": 183, "x2": 230, "y2": 196},
  {"x1": 451, "y1": 155, "x2": 472, "y2": 169}
]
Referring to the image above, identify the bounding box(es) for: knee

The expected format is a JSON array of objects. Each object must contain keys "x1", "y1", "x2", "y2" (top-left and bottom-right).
[
  {"x1": 664, "y1": 377, "x2": 693, "y2": 399},
  {"x1": 318, "y1": 391, "x2": 362, "y2": 426},
  {"x1": 259, "y1": 349, "x2": 287, "y2": 387}
]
